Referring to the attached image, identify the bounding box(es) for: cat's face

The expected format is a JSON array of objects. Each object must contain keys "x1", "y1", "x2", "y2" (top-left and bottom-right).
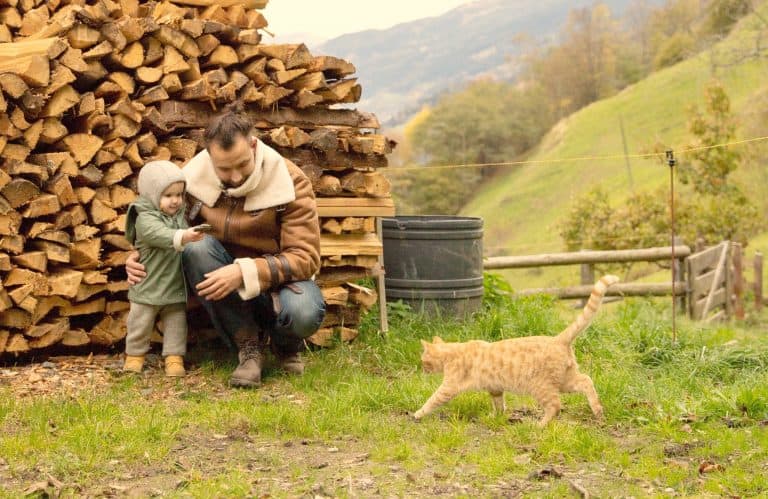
[{"x1": 420, "y1": 337, "x2": 444, "y2": 373}]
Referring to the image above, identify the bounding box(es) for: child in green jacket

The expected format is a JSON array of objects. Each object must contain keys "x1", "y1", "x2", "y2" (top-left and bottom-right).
[{"x1": 123, "y1": 160, "x2": 204, "y2": 376}]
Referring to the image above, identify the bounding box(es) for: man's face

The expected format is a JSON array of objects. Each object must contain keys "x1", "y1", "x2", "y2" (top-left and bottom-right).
[{"x1": 208, "y1": 135, "x2": 257, "y2": 188}]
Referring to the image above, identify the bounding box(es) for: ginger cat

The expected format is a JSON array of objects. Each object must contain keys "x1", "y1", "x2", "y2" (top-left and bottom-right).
[{"x1": 414, "y1": 275, "x2": 620, "y2": 426}]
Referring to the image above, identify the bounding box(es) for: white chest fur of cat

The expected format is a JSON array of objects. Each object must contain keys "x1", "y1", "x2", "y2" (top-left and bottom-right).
[{"x1": 414, "y1": 275, "x2": 620, "y2": 426}]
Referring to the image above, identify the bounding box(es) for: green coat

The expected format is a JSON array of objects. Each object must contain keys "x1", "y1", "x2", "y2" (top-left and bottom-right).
[{"x1": 125, "y1": 196, "x2": 188, "y2": 306}]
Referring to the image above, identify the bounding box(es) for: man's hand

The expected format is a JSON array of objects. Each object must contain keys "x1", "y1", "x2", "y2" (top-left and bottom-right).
[
  {"x1": 196, "y1": 263, "x2": 244, "y2": 301},
  {"x1": 125, "y1": 250, "x2": 146, "y2": 286}
]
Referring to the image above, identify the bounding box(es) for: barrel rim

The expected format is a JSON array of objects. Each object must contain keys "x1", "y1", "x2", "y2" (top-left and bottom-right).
[
  {"x1": 382, "y1": 215, "x2": 483, "y2": 230},
  {"x1": 386, "y1": 288, "x2": 485, "y2": 299},
  {"x1": 385, "y1": 277, "x2": 484, "y2": 289}
]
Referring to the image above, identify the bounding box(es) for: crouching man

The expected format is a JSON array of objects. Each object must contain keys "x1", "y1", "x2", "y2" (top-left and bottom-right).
[{"x1": 126, "y1": 109, "x2": 326, "y2": 387}]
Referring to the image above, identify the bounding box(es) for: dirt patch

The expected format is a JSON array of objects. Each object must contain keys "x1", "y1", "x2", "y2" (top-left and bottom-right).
[
  {"x1": 0, "y1": 354, "x2": 119, "y2": 398},
  {"x1": 0, "y1": 356, "x2": 656, "y2": 497}
]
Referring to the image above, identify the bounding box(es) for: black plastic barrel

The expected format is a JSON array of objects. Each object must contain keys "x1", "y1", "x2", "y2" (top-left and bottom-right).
[{"x1": 382, "y1": 216, "x2": 484, "y2": 317}]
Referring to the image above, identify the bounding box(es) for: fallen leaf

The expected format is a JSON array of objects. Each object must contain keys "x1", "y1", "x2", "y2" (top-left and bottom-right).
[
  {"x1": 528, "y1": 466, "x2": 562, "y2": 480},
  {"x1": 513, "y1": 453, "x2": 532, "y2": 465},
  {"x1": 699, "y1": 460, "x2": 724, "y2": 474},
  {"x1": 22, "y1": 481, "x2": 49, "y2": 497}
]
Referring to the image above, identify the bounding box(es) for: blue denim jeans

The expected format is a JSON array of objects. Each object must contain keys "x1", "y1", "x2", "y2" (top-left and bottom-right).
[{"x1": 182, "y1": 236, "x2": 326, "y2": 354}]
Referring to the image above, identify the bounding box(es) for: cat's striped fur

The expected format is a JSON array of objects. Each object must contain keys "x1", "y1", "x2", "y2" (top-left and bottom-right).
[{"x1": 414, "y1": 275, "x2": 620, "y2": 425}]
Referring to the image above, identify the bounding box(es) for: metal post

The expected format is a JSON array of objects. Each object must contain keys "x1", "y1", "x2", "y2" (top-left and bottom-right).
[
  {"x1": 755, "y1": 251, "x2": 763, "y2": 312},
  {"x1": 580, "y1": 256, "x2": 594, "y2": 308},
  {"x1": 619, "y1": 115, "x2": 634, "y2": 191},
  {"x1": 666, "y1": 150, "x2": 677, "y2": 342}
]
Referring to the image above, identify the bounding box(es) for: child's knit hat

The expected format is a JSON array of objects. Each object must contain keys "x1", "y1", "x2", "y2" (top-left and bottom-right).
[{"x1": 137, "y1": 160, "x2": 186, "y2": 209}]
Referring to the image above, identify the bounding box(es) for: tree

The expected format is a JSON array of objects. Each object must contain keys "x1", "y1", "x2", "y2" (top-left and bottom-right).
[
  {"x1": 560, "y1": 81, "x2": 761, "y2": 254},
  {"x1": 393, "y1": 80, "x2": 553, "y2": 214},
  {"x1": 524, "y1": 3, "x2": 638, "y2": 118},
  {"x1": 679, "y1": 81, "x2": 741, "y2": 194}
]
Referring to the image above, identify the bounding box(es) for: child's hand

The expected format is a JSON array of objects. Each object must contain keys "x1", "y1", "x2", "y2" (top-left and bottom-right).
[{"x1": 182, "y1": 228, "x2": 205, "y2": 244}]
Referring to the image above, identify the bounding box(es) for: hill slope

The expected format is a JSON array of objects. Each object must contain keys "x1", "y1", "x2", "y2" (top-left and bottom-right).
[
  {"x1": 318, "y1": 0, "x2": 639, "y2": 124},
  {"x1": 460, "y1": 7, "x2": 768, "y2": 288}
]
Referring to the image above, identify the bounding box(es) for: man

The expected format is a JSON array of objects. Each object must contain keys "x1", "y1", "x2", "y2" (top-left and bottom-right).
[{"x1": 126, "y1": 110, "x2": 326, "y2": 387}]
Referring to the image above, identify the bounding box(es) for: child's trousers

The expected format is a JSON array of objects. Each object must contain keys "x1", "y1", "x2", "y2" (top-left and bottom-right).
[{"x1": 126, "y1": 302, "x2": 187, "y2": 356}]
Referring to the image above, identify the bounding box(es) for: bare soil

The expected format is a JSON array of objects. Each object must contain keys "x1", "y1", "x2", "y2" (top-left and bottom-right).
[{"x1": 0, "y1": 354, "x2": 645, "y2": 497}]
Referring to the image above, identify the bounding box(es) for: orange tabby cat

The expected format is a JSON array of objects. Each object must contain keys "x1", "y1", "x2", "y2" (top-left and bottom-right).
[{"x1": 414, "y1": 275, "x2": 620, "y2": 425}]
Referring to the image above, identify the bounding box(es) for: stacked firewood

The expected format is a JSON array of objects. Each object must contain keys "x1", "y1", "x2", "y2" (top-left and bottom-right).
[{"x1": 0, "y1": 0, "x2": 394, "y2": 356}]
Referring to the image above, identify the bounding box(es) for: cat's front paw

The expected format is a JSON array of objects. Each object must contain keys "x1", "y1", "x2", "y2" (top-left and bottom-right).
[{"x1": 413, "y1": 409, "x2": 424, "y2": 420}]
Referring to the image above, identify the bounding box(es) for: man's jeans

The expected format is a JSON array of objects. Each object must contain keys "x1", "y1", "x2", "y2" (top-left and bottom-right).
[{"x1": 182, "y1": 236, "x2": 326, "y2": 354}]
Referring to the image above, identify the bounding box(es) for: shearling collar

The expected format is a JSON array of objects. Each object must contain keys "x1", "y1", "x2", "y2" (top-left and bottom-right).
[{"x1": 183, "y1": 138, "x2": 296, "y2": 211}]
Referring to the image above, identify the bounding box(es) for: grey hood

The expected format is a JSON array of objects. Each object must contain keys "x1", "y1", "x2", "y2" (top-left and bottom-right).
[{"x1": 137, "y1": 160, "x2": 186, "y2": 209}]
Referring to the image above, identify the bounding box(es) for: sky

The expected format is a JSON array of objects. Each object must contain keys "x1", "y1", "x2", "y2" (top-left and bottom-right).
[{"x1": 261, "y1": 0, "x2": 469, "y2": 43}]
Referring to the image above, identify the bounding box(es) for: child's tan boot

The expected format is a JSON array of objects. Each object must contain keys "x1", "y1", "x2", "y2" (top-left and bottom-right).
[
  {"x1": 123, "y1": 355, "x2": 144, "y2": 373},
  {"x1": 164, "y1": 355, "x2": 185, "y2": 377}
]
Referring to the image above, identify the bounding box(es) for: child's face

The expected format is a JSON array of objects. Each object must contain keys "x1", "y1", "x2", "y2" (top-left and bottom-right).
[{"x1": 159, "y1": 182, "x2": 185, "y2": 215}]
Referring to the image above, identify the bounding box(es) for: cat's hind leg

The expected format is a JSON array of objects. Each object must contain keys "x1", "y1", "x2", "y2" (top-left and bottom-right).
[
  {"x1": 414, "y1": 383, "x2": 458, "y2": 420},
  {"x1": 563, "y1": 372, "x2": 603, "y2": 419},
  {"x1": 532, "y1": 387, "x2": 561, "y2": 426},
  {"x1": 489, "y1": 391, "x2": 505, "y2": 415}
]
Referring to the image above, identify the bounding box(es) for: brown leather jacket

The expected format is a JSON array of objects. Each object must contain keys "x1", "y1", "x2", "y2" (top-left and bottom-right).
[{"x1": 186, "y1": 159, "x2": 321, "y2": 298}]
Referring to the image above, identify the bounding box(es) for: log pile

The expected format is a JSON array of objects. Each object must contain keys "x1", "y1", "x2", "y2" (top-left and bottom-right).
[{"x1": 0, "y1": 0, "x2": 394, "y2": 356}]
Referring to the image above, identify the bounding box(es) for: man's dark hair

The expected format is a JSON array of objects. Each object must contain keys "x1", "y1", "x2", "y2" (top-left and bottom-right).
[{"x1": 204, "y1": 109, "x2": 252, "y2": 150}]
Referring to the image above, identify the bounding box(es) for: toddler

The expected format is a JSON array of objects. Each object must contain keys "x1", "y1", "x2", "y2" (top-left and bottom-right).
[{"x1": 123, "y1": 160, "x2": 204, "y2": 376}]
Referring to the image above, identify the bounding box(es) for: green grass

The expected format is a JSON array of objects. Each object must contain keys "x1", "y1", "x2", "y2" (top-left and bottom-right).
[
  {"x1": 2, "y1": 292, "x2": 768, "y2": 497},
  {"x1": 462, "y1": 6, "x2": 768, "y2": 290}
]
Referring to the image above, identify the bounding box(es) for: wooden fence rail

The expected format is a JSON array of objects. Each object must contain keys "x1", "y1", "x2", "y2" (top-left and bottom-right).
[
  {"x1": 484, "y1": 245, "x2": 692, "y2": 269},
  {"x1": 484, "y1": 244, "x2": 691, "y2": 313},
  {"x1": 517, "y1": 282, "x2": 687, "y2": 298},
  {"x1": 482, "y1": 241, "x2": 764, "y2": 322}
]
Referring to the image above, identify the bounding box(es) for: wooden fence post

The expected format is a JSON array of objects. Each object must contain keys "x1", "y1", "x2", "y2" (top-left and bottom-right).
[
  {"x1": 580, "y1": 251, "x2": 594, "y2": 308},
  {"x1": 673, "y1": 236, "x2": 685, "y2": 313},
  {"x1": 695, "y1": 237, "x2": 706, "y2": 253},
  {"x1": 732, "y1": 242, "x2": 744, "y2": 320},
  {"x1": 755, "y1": 251, "x2": 763, "y2": 312}
]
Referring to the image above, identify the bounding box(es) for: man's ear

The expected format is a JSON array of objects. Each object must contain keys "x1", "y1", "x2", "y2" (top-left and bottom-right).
[{"x1": 250, "y1": 136, "x2": 258, "y2": 149}]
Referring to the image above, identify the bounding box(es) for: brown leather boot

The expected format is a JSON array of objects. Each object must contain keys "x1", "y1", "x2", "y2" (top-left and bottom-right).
[
  {"x1": 276, "y1": 352, "x2": 305, "y2": 375},
  {"x1": 230, "y1": 338, "x2": 264, "y2": 388}
]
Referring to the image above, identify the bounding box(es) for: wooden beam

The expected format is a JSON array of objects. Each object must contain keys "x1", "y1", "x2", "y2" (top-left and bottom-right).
[
  {"x1": 316, "y1": 197, "x2": 395, "y2": 217},
  {"x1": 320, "y1": 233, "x2": 382, "y2": 257},
  {"x1": 484, "y1": 245, "x2": 692, "y2": 270},
  {"x1": 518, "y1": 282, "x2": 687, "y2": 299},
  {"x1": 167, "y1": 0, "x2": 267, "y2": 7},
  {"x1": 159, "y1": 100, "x2": 380, "y2": 129}
]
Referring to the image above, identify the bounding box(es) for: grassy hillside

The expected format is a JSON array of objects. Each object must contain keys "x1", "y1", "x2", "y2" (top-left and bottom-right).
[{"x1": 461, "y1": 6, "x2": 768, "y2": 290}]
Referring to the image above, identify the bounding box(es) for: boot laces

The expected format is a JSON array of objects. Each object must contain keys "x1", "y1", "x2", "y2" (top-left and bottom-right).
[{"x1": 238, "y1": 339, "x2": 262, "y2": 362}]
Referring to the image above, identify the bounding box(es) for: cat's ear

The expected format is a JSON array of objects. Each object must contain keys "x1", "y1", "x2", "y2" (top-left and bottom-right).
[
  {"x1": 420, "y1": 339, "x2": 429, "y2": 348},
  {"x1": 432, "y1": 336, "x2": 443, "y2": 343}
]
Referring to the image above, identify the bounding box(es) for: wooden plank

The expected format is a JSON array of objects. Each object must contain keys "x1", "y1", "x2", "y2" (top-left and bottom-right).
[
  {"x1": 700, "y1": 242, "x2": 729, "y2": 320},
  {"x1": 693, "y1": 288, "x2": 727, "y2": 319},
  {"x1": 168, "y1": 0, "x2": 267, "y2": 7},
  {"x1": 517, "y1": 282, "x2": 686, "y2": 299},
  {"x1": 689, "y1": 269, "x2": 726, "y2": 300},
  {"x1": 484, "y1": 245, "x2": 692, "y2": 270},
  {"x1": 316, "y1": 197, "x2": 395, "y2": 217},
  {"x1": 320, "y1": 233, "x2": 382, "y2": 257},
  {"x1": 687, "y1": 242, "x2": 727, "y2": 277},
  {"x1": 159, "y1": 100, "x2": 380, "y2": 129}
]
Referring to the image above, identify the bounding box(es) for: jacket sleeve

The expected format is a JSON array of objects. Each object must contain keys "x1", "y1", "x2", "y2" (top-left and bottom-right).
[
  {"x1": 235, "y1": 162, "x2": 321, "y2": 298},
  {"x1": 134, "y1": 212, "x2": 186, "y2": 251}
]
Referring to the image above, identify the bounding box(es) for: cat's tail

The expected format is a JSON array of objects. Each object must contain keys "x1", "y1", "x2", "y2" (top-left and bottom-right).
[{"x1": 556, "y1": 275, "x2": 620, "y2": 345}]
